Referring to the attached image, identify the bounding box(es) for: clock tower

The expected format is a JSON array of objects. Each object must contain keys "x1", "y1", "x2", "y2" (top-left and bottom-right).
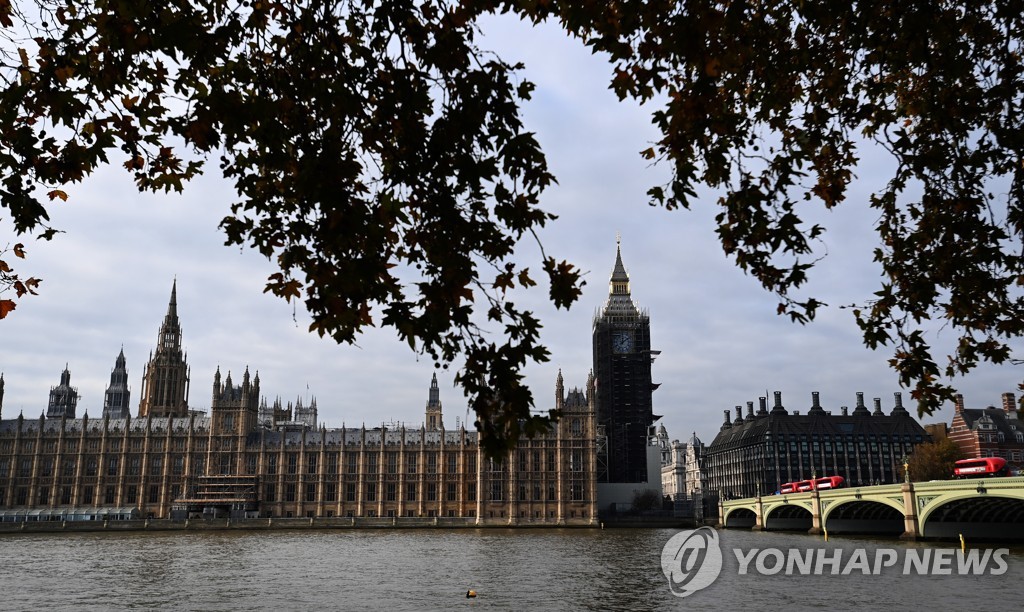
[{"x1": 592, "y1": 239, "x2": 659, "y2": 483}]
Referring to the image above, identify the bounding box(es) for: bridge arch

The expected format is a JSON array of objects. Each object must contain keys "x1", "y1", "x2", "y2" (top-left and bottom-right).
[
  {"x1": 821, "y1": 499, "x2": 904, "y2": 536},
  {"x1": 763, "y1": 503, "x2": 813, "y2": 531},
  {"x1": 723, "y1": 507, "x2": 757, "y2": 529},
  {"x1": 920, "y1": 493, "x2": 1024, "y2": 541}
]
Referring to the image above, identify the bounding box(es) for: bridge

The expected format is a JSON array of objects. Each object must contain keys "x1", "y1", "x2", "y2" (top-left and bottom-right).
[{"x1": 719, "y1": 477, "x2": 1024, "y2": 540}]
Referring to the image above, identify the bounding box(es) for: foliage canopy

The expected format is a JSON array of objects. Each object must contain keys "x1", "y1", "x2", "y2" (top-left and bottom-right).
[
  {"x1": 3, "y1": 0, "x2": 1024, "y2": 454},
  {"x1": 900, "y1": 437, "x2": 963, "y2": 483}
]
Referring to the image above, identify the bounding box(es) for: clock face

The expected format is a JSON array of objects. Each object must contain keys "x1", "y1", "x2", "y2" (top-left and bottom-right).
[{"x1": 612, "y1": 332, "x2": 633, "y2": 353}]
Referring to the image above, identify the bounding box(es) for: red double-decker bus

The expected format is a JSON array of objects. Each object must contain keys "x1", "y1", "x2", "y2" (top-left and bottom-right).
[
  {"x1": 953, "y1": 457, "x2": 1009, "y2": 478},
  {"x1": 779, "y1": 476, "x2": 845, "y2": 494}
]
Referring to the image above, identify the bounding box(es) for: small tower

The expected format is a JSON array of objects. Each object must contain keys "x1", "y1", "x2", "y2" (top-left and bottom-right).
[
  {"x1": 295, "y1": 394, "x2": 318, "y2": 429},
  {"x1": 47, "y1": 365, "x2": 79, "y2": 418},
  {"x1": 103, "y1": 348, "x2": 131, "y2": 419},
  {"x1": 425, "y1": 373, "x2": 443, "y2": 431},
  {"x1": 210, "y1": 366, "x2": 260, "y2": 435}
]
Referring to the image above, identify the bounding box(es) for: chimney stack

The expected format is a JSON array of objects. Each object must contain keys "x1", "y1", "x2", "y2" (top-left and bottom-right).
[
  {"x1": 1002, "y1": 392, "x2": 1018, "y2": 420},
  {"x1": 892, "y1": 392, "x2": 909, "y2": 416},
  {"x1": 809, "y1": 391, "x2": 826, "y2": 416},
  {"x1": 852, "y1": 392, "x2": 870, "y2": 416},
  {"x1": 872, "y1": 398, "x2": 884, "y2": 416},
  {"x1": 770, "y1": 391, "x2": 788, "y2": 415},
  {"x1": 757, "y1": 396, "x2": 769, "y2": 417},
  {"x1": 745, "y1": 402, "x2": 755, "y2": 422},
  {"x1": 734, "y1": 405, "x2": 744, "y2": 426},
  {"x1": 954, "y1": 394, "x2": 965, "y2": 414}
]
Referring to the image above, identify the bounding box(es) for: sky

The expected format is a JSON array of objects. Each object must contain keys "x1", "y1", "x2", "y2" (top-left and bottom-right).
[{"x1": 2, "y1": 16, "x2": 1022, "y2": 445}]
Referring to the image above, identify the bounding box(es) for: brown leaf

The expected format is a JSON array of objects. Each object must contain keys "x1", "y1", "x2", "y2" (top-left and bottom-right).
[{"x1": 0, "y1": 299, "x2": 15, "y2": 319}]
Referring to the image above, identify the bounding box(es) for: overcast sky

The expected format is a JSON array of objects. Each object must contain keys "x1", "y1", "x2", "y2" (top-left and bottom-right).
[{"x1": 2, "y1": 16, "x2": 1021, "y2": 445}]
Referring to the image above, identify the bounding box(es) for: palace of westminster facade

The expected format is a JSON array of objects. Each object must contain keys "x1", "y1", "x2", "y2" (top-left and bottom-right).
[{"x1": 0, "y1": 281, "x2": 601, "y2": 524}]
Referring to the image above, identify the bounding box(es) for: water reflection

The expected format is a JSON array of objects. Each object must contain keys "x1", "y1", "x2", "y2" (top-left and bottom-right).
[{"x1": 0, "y1": 528, "x2": 1020, "y2": 610}]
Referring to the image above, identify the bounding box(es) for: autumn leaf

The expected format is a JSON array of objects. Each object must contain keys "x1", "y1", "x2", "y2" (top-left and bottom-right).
[
  {"x1": 0, "y1": 300, "x2": 15, "y2": 319},
  {"x1": 47, "y1": 190, "x2": 68, "y2": 201}
]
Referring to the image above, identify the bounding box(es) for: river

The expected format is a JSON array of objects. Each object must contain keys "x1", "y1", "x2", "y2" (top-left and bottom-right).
[{"x1": 0, "y1": 528, "x2": 1020, "y2": 610}]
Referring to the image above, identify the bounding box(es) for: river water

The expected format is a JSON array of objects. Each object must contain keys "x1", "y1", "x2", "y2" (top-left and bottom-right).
[{"x1": 0, "y1": 528, "x2": 1020, "y2": 610}]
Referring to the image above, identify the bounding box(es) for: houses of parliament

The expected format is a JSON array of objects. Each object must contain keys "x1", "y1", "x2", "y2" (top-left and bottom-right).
[{"x1": 0, "y1": 269, "x2": 620, "y2": 524}]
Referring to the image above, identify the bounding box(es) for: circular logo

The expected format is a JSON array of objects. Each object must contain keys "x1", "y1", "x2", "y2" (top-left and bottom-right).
[{"x1": 660, "y1": 527, "x2": 723, "y2": 598}]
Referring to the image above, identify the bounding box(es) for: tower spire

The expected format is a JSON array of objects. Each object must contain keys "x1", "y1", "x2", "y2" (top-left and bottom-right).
[
  {"x1": 103, "y1": 348, "x2": 131, "y2": 419},
  {"x1": 426, "y1": 372, "x2": 443, "y2": 430},
  {"x1": 139, "y1": 279, "x2": 190, "y2": 418},
  {"x1": 603, "y1": 236, "x2": 637, "y2": 317}
]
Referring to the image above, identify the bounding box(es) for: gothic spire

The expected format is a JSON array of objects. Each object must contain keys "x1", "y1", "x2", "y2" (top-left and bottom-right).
[
  {"x1": 611, "y1": 235, "x2": 629, "y2": 284},
  {"x1": 156, "y1": 279, "x2": 183, "y2": 353},
  {"x1": 603, "y1": 236, "x2": 639, "y2": 317},
  {"x1": 167, "y1": 278, "x2": 178, "y2": 322},
  {"x1": 103, "y1": 349, "x2": 131, "y2": 419}
]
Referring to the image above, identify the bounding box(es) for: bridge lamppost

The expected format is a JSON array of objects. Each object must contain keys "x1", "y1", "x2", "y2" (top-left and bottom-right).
[{"x1": 902, "y1": 454, "x2": 910, "y2": 483}]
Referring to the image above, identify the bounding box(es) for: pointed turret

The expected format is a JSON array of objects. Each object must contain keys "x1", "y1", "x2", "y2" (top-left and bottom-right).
[
  {"x1": 103, "y1": 348, "x2": 131, "y2": 419},
  {"x1": 47, "y1": 366, "x2": 79, "y2": 419},
  {"x1": 556, "y1": 369, "x2": 564, "y2": 408},
  {"x1": 425, "y1": 372, "x2": 443, "y2": 430},
  {"x1": 213, "y1": 365, "x2": 222, "y2": 400}
]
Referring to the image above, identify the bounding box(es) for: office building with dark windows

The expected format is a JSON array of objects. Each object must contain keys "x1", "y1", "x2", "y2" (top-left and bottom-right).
[{"x1": 704, "y1": 391, "x2": 930, "y2": 502}]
